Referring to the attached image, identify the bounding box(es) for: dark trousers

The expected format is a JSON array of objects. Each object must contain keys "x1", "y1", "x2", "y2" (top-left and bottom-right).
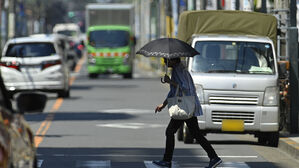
[{"x1": 163, "y1": 117, "x2": 218, "y2": 162}]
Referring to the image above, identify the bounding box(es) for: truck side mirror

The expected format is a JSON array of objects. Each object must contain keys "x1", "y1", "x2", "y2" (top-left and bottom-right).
[
  {"x1": 278, "y1": 61, "x2": 289, "y2": 79},
  {"x1": 16, "y1": 92, "x2": 47, "y2": 114},
  {"x1": 132, "y1": 36, "x2": 137, "y2": 46}
]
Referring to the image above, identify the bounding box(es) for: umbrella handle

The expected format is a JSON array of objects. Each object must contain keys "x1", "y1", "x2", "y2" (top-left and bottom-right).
[{"x1": 160, "y1": 61, "x2": 168, "y2": 84}]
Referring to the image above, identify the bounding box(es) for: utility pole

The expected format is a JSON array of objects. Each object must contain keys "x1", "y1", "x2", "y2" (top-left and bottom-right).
[
  {"x1": 289, "y1": 0, "x2": 299, "y2": 133},
  {"x1": 236, "y1": 0, "x2": 239, "y2": 10},
  {"x1": 261, "y1": 0, "x2": 267, "y2": 13}
]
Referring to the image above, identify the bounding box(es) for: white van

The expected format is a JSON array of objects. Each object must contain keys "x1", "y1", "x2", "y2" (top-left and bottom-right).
[
  {"x1": 0, "y1": 34, "x2": 70, "y2": 98},
  {"x1": 177, "y1": 10, "x2": 280, "y2": 147}
]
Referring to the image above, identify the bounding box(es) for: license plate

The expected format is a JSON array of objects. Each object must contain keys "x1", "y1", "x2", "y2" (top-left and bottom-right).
[
  {"x1": 21, "y1": 65, "x2": 41, "y2": 73},
  {"x1": 221, "y1": 119, "x2": 244, "y2": 132}
]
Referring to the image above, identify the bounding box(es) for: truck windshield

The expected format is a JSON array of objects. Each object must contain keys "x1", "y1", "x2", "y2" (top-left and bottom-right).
[
  {"x1": 5, "y1": 43, "x2": 56, "y2": 57},
  {"x1": 57, "y1": 30, "x2": 78, "y2": 37},
  {"x1": 191, "y1": 41, "x2": 275, "y2": 74},
  {"x1": 89, "y1": 30, "x2": 129, "y2": 48}
]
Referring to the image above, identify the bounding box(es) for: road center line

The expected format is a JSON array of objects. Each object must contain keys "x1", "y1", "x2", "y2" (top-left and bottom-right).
[{"x1": 34, "y1": 54, "x2": 86, "y2": 148}]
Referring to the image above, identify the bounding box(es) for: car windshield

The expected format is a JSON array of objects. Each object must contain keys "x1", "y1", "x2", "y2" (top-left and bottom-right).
[
  {"x1": 5, "y1": 43, "x2": 56, "y2": 57},
  {"x1": 57, "y1": 30, "x2": 78, "y2": 37},
  {"x1": 191, "y1": 41, "x2": 275, "y2": 74},
  {"x1": 89, "y1": 30, "x2": 129, "y2": 48}
]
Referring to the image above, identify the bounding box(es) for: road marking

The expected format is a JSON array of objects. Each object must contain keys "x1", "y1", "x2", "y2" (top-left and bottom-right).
[
  {"x1": 37, "y1": 160, "x2": 43, "y2": 168},
  {"x1": 76, "y1": 160, "x2": 111, "y2": 168},
  {"x1": 37, "y1": 153, "x2": 258, "y2": 159},
  {"x1": 34, "y1": 54, "x2": 86, "y2": 147},
  {"x1": 100, "y1": 108, "x2": 153, "y2": 114},
  {"x1": 220, "y1": 162, "x2": 250, "y2": 168},
  {"x1": 96, "y1": 123, "x2": 164, "y2": 129},
  {"x1": 144, "y1": 161, "x2": 179, "y2": 168},
  {"x1": 74, "y1": 55, "x2": 86, "y2": 73},
  {"x1": 145, "y1": 161, "x2": 250, "y2": 168},
  {"x1": 34, "y1": 112, "x2": 56, "y2": 147}
]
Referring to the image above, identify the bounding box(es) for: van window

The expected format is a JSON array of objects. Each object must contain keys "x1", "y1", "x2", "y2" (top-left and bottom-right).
[
  {"x1": 192, "y1": 41, "x2": 275, "y2": 74},
  {"x1": 57, "y1": 30, "x2": 78, "y2": 37},
  {"x1": 5, "y1": 43, "x2": 56, "y2": 57},
  {"x1": 89, "y1": 30, "x2": 129, "y2": 48}
]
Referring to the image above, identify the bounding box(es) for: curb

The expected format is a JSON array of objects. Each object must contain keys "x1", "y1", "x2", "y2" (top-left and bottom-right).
[{"x1": 278, "y1": 137, "x2": 299, "y2": 160}]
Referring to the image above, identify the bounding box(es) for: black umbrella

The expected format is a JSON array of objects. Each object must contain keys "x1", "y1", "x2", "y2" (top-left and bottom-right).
[
  {"x1": 136, "y1": 38, "x2": 200, "y2": 83},
  {"x1": 136, "y1": 38, "x2": 200, "y2": 59}
]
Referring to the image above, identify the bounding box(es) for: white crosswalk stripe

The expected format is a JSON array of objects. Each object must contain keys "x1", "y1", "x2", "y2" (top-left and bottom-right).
[
  {"x1": 144, "y1": 161, "x2": 179, "y2": 168},
  {"x1": 76, "y1": 160, "x2": 111, "y2": 168},
  {"x1": 37, "y1": 159, "x2": 250, "y2": 167},
  {"x1": 144, "y1": 161, "x2": 250, "y2": 168},
  {"x1": 100, "y1": 108, "x2": 153, "y2": 114},
  {"x1": 220, "y1": 162, "x2": 250, "y2": 168}
]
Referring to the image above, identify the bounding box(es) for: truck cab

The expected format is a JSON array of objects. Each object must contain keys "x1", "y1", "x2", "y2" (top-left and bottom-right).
[
  {"x1": 87, "y1": 25, "x2": 135, "y2": 78},
  {"x1": 177, "y1": 10, "x2": 280, "y2": 147},
  {"x1": 187, "y1": 34, "x2": 279, "y2": 146},
  {"x1": 85, "y1": 3, "x2": 135, "y2": 79}
]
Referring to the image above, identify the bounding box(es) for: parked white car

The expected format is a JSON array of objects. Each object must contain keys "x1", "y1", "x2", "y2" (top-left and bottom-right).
[{"x1": 0, "y1": 34, "x2": 70, "y2": 98}]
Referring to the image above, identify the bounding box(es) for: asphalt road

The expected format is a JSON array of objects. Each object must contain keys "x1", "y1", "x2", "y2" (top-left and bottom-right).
[{"x1": 24, "y1": 60, "x2": 299, "y2": 168}]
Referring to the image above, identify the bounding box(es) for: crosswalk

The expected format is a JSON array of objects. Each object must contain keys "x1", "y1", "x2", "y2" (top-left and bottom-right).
[
  {"x1": 144, "y1": 161, "x2": 180, "y2": 168},
  {"x1": 76, "y1": 161, "x2": 111, "y2": 168},
  {"x1": 38, "y1": 159, "x2": 251, "y2": 168}
]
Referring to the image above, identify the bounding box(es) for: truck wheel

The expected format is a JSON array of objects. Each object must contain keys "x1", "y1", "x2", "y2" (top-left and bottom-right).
[
  {"x1": 177, "y1": 125, "x2": 183, "y2": 141},
  {"x1": 89, "y1": 73, "x2": 98, "y2": 79},
  {"x1": 123, "y1": 72, "x2": 132, "y2": 79},
  {"x1": 58, "y1": 88, "x2": 70, "y2": 98},
  {"x1": 183, "y1": 124, "x2": 194, "y2": 144},
  {"x1": 257, "y1": 134, "x2": 267, "y2": 145},
  {"x1": 268, "y1": 132, "x2": 279, "y2": 147}
]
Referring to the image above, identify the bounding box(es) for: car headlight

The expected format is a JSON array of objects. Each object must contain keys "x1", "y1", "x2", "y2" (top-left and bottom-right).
[
  {"x1": 263, "y1": 86, "x2": 279, "y2": 106},
  {"x1": 195, "y1": 84, "x2": 205, "y2": 104}
]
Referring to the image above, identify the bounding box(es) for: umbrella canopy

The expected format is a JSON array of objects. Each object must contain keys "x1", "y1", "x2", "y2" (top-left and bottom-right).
[{"x1": 136, "y1": 38, "x2": 199, "y2": 59}]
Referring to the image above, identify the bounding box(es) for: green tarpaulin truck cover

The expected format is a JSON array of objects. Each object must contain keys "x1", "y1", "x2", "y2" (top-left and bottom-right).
[{"x1": 177, "y1": 10, "x2": 277, "y2": 46}]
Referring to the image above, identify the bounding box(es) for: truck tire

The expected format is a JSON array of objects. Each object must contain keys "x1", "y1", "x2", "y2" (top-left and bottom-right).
[
  {"x1": 183, "y1": 124, "x2": 194, "y2": 144},
  {"x1": 177, "y1": 125, "x2": 183, "y2": 141},
  {"x1": 123, "y1": 72, "x2": 133, "y2": 79},
  {"x1": 58, "y1": 88, "x2": 70, "y2": 98},
  {"x1": 268, "y1": 132, "x2": 279, "y2": 147},
  {"x1": 88, "y1": 73, "x2": 98, "y2": 79},
  {"x1": 258, "y1": 132, "x2": 279, "y2": 147},
  {"x1": 257, "y1": 134, "x2": 267, "y2": 145}
]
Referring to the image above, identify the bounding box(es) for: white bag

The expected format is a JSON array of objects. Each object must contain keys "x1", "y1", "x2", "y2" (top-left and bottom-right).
[{"x1": 167, "y1": 87, "x2": 195, "y2": 120}]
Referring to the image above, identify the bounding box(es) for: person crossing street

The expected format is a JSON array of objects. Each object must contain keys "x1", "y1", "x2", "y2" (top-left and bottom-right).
[{"x1": 153, "y1": 58, "x2": 222, "y2": 168}]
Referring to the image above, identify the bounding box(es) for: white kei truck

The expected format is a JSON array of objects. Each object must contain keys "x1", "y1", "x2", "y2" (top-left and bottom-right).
[{"x1": 176, "y1": 10, "x2": 282, "y2": 147}]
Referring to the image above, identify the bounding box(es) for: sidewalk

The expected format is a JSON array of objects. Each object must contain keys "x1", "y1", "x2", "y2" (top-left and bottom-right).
[{"x1": 278, "y1": 133, "x2": 299, "y2": 160}]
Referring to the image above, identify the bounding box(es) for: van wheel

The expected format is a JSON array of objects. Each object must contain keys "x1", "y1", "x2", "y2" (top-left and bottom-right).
[
  {"x1": 88, "y1": 73, "x2": 98, "y2": 79},
  {"x1": 268, "y1": 132, "x2": 279, "y2": 147},
  {"x1": 183, "y1": 124, "x2": 194, "y2": 144},
  {"x1": 177, "y1": 125, "x2": 183, "y2": 141},
  {"x1": 58, "y1": 89, "x2": 70, "y2": 98},
  {"x1": 123, "y1": 72, "x2": 132, "y2": 79},
  {"x1": 258, "y1": 132, "x2": 279, "y2": 147},
  {"x1": 257, "y1": 134, "x2": 267, "y2": 145}
]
